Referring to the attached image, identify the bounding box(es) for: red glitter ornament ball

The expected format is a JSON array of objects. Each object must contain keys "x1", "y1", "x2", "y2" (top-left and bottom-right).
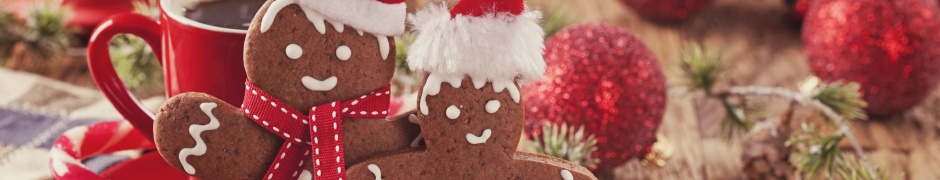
[
  {"x1": 803, "y1": 0, "x2": 940, "y2": 117},
  {"x1": 785, "y1": 0, "x2": 810, "y2": 20},
  {"x1": 618, "y1": 0, "x2": 713, "y2": 22},
  {"x1": 523, "y1": 23, "x2": 667, "y2": 172}
]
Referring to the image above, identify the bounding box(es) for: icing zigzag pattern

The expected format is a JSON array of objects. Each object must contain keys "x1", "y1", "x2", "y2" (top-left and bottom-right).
[{"x1": 178, "y1": 103, "x2": 222, "y2": 175}]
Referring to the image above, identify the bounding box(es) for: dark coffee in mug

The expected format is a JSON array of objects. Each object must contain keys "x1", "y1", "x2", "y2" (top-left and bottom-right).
[{"x1": 183, "y1": 0, "x2": 265, "y2": 30}]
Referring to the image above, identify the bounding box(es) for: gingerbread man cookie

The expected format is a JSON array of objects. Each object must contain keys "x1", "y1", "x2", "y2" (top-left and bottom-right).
[
  {"x1": 346, "y1": 1, "x2": 597, "y2": 179},
  {"x1": 153, "y1": 0, "x2": 420, "y2": 179}
]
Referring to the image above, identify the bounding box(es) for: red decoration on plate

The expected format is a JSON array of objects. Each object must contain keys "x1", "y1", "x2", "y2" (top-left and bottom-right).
[
  {"x1": 50, "y1": 121, "x2": 191, "y2": 180},
  {"x1": 803, "y1": 0, "x2": 940, "y2": 116},
  {"x1": 618, "y1": 0, "x2": 713, "y2": 22},
  {"x1": 523, "y1": 23, "x2": 667, "y2": 172}
]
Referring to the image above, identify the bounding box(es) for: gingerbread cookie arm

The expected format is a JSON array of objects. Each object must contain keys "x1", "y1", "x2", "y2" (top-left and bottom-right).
[
  {"x1": 342, "y1": 116, "x2": 421, "y2": 166},
  {"x1": 513, "y1": 152, "x2": 597, "y2": 180},
  {"x1": 385, "y1": 110, "x2": 417, "y2": 123},
  {"x1": 154, "y1": 93, "x2": 282, "y2": 179},
  {"x1": 393, "y1": 110, "x2": 425, "y2": 148}
]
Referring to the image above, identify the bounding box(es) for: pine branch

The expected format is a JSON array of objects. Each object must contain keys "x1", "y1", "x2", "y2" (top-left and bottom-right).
[
  {"x1": 786, "y1": 124, "x2": 844, "y2": 179},
  {"x1": 680, "y1": 44, "x2": 723, "y2": 94},
  {"x1": 678, "y1": 44, "x2": 878, "y2": 178},
  {"x1": 109, "y1": 0, "x2": 161, "y2": 92},
  {"x1": 679, "y1": 44, "x2": 753, "y2": 139},
  {"x1": 719, "y1": 100, "x2": 755, "y2": 139},
  {"x1": 23, "y1": 0, "x2": 75, "y2": 60},
  {"x1": 395, "y1": 32, "x2": 416, "y2": 75},
  {"x1": 727, "y1": 85, "x2": 877, "y2": 178},
  {"x1": 836, "y1": 157, "x2": 896, "y2": 180},
  {"x1": 0, "y1": 3, "x2": 24, "y2": 59},
  {"x1": 542, "y1": 6, "x2": 575, "y2": 39},
  {"x1": 529, "y1": 122, "x2": 600, "y2": 169},
  {"x1": 812, "y1": 81, "x2": 867, "y2": 121},
  {"x1": 0, "y1": 0, "x2": 75, "y2": 63}
]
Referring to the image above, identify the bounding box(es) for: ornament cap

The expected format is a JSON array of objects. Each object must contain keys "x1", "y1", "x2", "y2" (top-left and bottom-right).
[{"x1": 640, "y1": 136, "x2": 673, "y2": 169}]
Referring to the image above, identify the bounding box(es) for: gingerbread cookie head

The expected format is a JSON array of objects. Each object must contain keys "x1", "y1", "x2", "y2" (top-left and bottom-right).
[
  {"x1": 244, "y1": 0, "x2": 405, "y2": 111},
  {"x1": 418, "y1": 75, "x2": 526, "y2": 156},
  {"x1": 410, "y1": 0, "x2": 544, "y2": 156}
]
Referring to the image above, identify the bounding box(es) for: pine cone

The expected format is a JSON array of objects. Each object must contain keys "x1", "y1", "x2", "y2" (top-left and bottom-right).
[{"x1": 742, "y1": 119, "x2": 796, "y2": 180}]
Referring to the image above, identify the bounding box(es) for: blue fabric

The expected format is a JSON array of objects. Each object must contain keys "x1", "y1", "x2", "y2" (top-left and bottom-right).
[
  {"x1": 0, "y1": 107, "x2": 126, "y2": 173},
  {"x1": 0, "y1": 108, "x2": 61, "y2": 147}
]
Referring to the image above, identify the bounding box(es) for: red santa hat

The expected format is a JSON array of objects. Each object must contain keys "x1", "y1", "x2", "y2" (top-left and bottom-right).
[
  {"x1": 407, "y1": 0, "x2": 546, "y2": 84},
  {"x1": 297, "y1": 0, "x2": 407, "y2": 36}
]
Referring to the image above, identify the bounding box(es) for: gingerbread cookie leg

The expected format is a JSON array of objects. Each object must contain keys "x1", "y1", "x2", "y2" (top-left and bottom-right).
[
  {"x1": 512, "y1": 152, "x2": 596, "y2": 180},
  {"x1": 346, "y1": 151, "x2": 427, "y2": 179}
]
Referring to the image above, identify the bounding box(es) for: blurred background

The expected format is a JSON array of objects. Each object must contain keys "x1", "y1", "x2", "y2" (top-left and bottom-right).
[{"x1": 1, "y1": 0, "x2": 939, "y2": 179}]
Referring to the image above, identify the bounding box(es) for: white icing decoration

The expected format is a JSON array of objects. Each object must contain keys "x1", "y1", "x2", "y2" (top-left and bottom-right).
[
  {"x1": 471, "y1": 77, "x2": 487, "y2": 89},
  {"x1": 419, "y1": 73, "x2": 463, "y2": 115},
  {"x1": 407, "y1": 114, "x2": 424, "y2": 147},
  {"x1": 466, "y1": 129, "x2": 492, "y2": 145},
  {"x1": 302, "y1": 76, "x2": 337, "y2": 91},
  {"x1": 376, "y1": 35, "x2": 390, "y2": 60},
  {"x1": 260, "y1": 0, "x2": 295, "y2": 33},
  {"x1": 420, "y1": 74, "x2": 524, "y2": 116},
  {"x1": 286, "y1": 44, "x2": 302, "y2": 59},
  {"x1": 410, "y1": 133, "x2": 424, "y2": 148},
  {"x1": 445, "y1": 105, "x2": 460, "y2": 119},
  {"x1": 357, "y1": 29, "x2": 364, "y2": 36},
  {"x1": 259, "y1": 0, "x2": 335, "y2": 35},
  {"x1": 408, "y1": 114, "x2": 419, "y2": 124},
  {"x1": 485, "y1": 100, "x2": 500, "y2": 113},
  {"x1": 367, "y1": 164, "x2": 381, "y2": 180},
  {"x1": 561, "y1": 170, "x2": 574, "y2": 180},
  {"x1": 336, "y1": 45, "x2": 351, "y2": 61},
  {"x1": 331, "y1": 21, "x2": 345, "y2": 33},
  {"x1": 299, "y1": 170, "x2": 312, "y2": 180},
  {"x1": 300, "y1": 6, "x2": 328, "y2": 34},
  {"x1": 490, "y1": 79, "x2": 521, "y2": 103},
  {"x1": 179, "y1": 103, "x2": 222, "y2": 175}
]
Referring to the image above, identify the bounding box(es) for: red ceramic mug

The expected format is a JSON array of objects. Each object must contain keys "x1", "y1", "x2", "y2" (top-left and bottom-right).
[{"x1": 87, "y1": 0, "x2": 248, "y2": 141}]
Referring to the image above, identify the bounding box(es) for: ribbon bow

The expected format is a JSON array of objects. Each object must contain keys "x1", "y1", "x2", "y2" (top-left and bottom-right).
[{"x1": 241, "y1": 81, "x2": 390, "y2": 180}]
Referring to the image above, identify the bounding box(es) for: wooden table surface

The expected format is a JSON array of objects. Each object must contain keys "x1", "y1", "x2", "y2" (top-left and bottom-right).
[{"x1": 9, "y1": 0, "x2": 936, "y2": 179}]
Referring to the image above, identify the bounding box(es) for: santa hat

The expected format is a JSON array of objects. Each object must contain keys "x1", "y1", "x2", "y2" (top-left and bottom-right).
[
  {"x1": 297, "y1": 0, "x2": 407, "y2": 36},
  {"x1": 407, "y1": 0, "x2": 546, "y2": 84}
]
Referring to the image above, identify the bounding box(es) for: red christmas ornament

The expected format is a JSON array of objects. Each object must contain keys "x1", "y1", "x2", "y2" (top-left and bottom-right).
[
  {"x1": 523, "y1": 23, "x2": 667, "y2": 172},
  {"x1": 618, "y1": 0, "x2": 713, "y2": 22},
  {"x1": 785, "y1": 0, "x2": 811, "y2": 21},
  {"x1": 803, "y1": 0, "x2": 940, "y2": 117}
]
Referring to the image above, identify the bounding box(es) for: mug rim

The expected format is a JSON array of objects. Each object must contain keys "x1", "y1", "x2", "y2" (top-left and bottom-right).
[{"x1": 160, "y1": 0, "x2": 248, "y2": 34}]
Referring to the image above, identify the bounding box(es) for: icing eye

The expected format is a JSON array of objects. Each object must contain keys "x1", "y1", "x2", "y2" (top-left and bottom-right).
[
  {"x1": 336, "y1": 45, "x2": 351, "y2": 61},
  {"x1": 485, "y1": 100, "x2": 500, "y2": 114},
  {"x1": 446, "y1": 105, "x2": 460, "y2": 119},
  {"x1": 286, "y1": 44, "x2": 302, "y2": 59}
]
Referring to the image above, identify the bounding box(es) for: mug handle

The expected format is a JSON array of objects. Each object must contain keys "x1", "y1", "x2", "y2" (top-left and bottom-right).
[{"x1": 87, "y1": 13, "x2": 162, "y2": 141}]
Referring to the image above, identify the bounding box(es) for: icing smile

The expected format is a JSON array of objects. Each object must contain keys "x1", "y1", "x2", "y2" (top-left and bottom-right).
[
  {"x1": 466, "y1": 129, "x2": 492, "y2": 144},
  {"x1": 302, "y1": 76, "x2": 337, "y2": 91}
]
